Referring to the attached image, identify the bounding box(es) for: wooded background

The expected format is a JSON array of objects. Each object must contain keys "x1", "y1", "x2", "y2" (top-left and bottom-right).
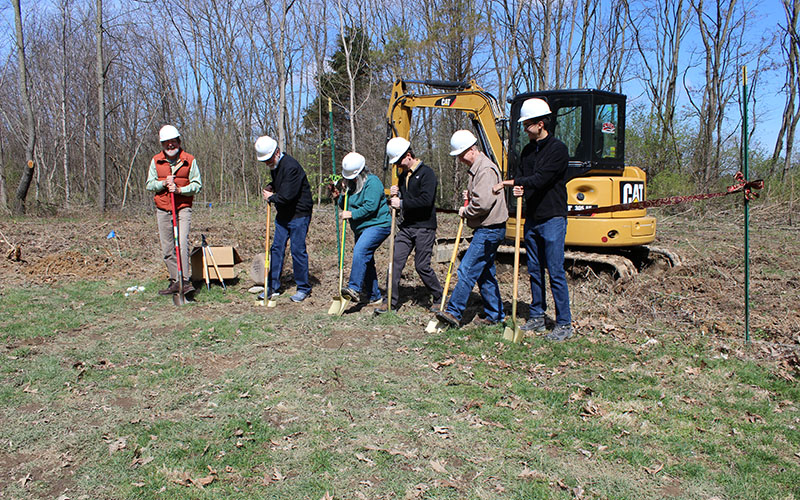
[{"x1": 1, "y1": 0, "x2": 797, "y2": 215}]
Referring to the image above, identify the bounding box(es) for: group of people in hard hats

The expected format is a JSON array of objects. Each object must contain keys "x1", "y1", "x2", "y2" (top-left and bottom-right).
[{"x1": 146, "y1": 97, "x2": 573, "y2": 341}]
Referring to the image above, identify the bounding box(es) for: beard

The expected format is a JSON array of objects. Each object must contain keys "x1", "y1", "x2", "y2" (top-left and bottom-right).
[{"x1": 165, "y1": 148, "x2": 180, "y2": 158}]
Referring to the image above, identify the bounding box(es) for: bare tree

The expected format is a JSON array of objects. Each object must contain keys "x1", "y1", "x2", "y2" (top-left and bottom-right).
[
  {"x1": 12, "y1": 0, "x2": 36, "y2": 215},
  {"x1": 628, "y1": 0, "x2": 690, "y2": 170},
  {"x1": 687, "y1": 0, "x2": 756, "y2": 186},
  {"x1": 773, "y1": 0, "x2": 800, "y2": 179},
  {"x1": 96, "y1": 0, "x2": 106, "y2": 210}
]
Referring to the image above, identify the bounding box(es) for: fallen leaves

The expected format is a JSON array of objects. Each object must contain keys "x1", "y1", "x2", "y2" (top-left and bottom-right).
[
  {"x1": 684, "y1": 366, "x2": 701, "y2": 376},
  {"x1": 432, "y1": 425, "x2": 451, "y2": 438},
  {"x1": 363, "y1": 444, "x2": 418, "y2": 459},
  {"x1": 644, "y1": 463, "x2": 664, "y2": 475},
  {"x1": 429, "y1": 459, "x2": 448, "y2": 474},
  {"x1": 355, "y1": 452, "x2": 375, "y2": 466},
  {"x1": 130, "y1": 456, "x2": 153, "y2": 468},
  {"x1": 169, "y1": 466, "x2": 218, "y2": 489},
  {"x1": 518, "y1": 467, "x2": 547, "y2": 481},
  {"x1": 106, "y1": 436, "x2": 127, "y2": 455},
  {"x1": 745, "y1": 412, "x2": 765, "y2": 424},
  {"x1": 579, "y1": 400, "x2": 604, "y2": 418},
  {"x1": 431, "y1": 358, "x2": 455, "y2": 370}
]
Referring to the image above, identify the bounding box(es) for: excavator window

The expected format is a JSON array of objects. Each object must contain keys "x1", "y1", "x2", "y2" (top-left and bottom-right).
[
  {"x1": 554, "y1": 105, "x2": 583, "y2": 159},
  {"x1": 594, "y1": 102, "x2": 621, "y2": 161}
]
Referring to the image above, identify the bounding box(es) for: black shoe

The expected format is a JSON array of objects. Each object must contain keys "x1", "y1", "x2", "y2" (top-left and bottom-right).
[
  {"x1": 435, "y1": 310, "x2": 460, "y2": 329},
  {"x1": 158, "y1": 280, "x2": 180, "y2": 295},
  {"x1": 182, "y1": 280, "x2": 195, "y2": 294},
  {"x1": 340, "y1": 287, "x2": 359, "y2": 302},
  {"x1": 520, "y1": 316, "x2": 546, "y2": 332},
  {"x1": 545, "y1": 324, "x2": 574, "y2": 341}
]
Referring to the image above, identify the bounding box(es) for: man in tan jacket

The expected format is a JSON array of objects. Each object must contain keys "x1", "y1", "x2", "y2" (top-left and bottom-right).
[{"x1": 435, "y1": 130, "x2": 508, "y2": 329}]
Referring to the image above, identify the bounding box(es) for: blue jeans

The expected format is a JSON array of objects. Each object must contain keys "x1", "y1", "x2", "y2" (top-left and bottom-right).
[
  {"x1": 348, "y1": 225, "x2": 391, "y2": 302},
  {"x1": 269, "y1": 216, "x2": 311, "y2": 295},
  {"x1": 524, "y1": 216, "x2": 571, "y2": 325},
  {"x1": 445, "y1": 226, "x2": 505, "y2": 323}
]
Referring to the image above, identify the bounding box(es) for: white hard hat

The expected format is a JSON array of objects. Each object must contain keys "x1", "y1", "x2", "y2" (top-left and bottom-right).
[
  {"x1": 254, "y1": 135, "x2": 278, "y2": 161},
  {"x1": 449, "y1": 130, "x2": 478, "y2": 156},
  {"x1": 159, "y1": 125, "x2": 180, "y2": 142},
  {"x1": 518, "y1": 98, "x2": 552, "y2": 123},
  {"x1": 386, "y1": 137, "x2": 411, "y2": 164},
  {"x1": 342, "y1": 152, "x2": 366, "y2": 179}
]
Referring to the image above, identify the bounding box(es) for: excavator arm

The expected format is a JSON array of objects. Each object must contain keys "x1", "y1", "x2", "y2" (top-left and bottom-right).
[{"x1": 386, "y1": 79, "x2": 508, "y2": 182}]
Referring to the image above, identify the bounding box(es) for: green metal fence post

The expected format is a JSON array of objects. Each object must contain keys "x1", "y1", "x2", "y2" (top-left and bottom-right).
[{"x1": 743, "y1": 66, "x2": 751, "y2": 344}]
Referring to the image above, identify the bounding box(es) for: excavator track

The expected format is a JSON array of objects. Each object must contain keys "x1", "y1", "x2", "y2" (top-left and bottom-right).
[{"x1": 434, "y1": 238, "x2": 681, "y2": 280}]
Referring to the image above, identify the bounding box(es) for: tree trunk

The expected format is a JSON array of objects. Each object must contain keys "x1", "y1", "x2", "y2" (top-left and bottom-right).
[
  {"x1": 96, "y1": 0, "x2": 106, "y2": 210},
  {"x1": 12, "y1": 0, "x2": 36, "y2": 215},
  {"x1": 61, "y1": 0, "x2": 71, "y2": 208}
]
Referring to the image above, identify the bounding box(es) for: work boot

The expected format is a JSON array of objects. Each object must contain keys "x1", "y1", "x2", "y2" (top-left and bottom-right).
[
  {"x1": 158, "y1": 280, "x2": 180, "y2": 295},
  {"x1": 545, "y1": 324, "x2": 574, "y2": 342},
  {"x1": 374, "y1": 303, "x2": 396, "y2": 315},
  {"x1": 435, "y1": 310, "x2": 460, "y2": 329},
  {"x1": 520, "y1": 316, "x2": 546, "y2": 332},
  {"x1": 366, "y1": 296, "x2": 384, "y2": 306},
  {"x1": 340, "y1": 287, "x2": 359, "y2": 302},
  {"x1": 182, "y1": 280, "x2": 195, "y2": 294}
]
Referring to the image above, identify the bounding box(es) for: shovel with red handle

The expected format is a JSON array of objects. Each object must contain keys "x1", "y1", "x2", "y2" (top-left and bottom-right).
[{"x1": 169, "y1": 189, "x2": 187, "y2": 306}]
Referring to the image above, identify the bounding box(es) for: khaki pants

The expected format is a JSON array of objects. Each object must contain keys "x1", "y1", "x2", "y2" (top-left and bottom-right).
[{"x1": 157, "y1": 206, "x2": 192, "y2": 281}]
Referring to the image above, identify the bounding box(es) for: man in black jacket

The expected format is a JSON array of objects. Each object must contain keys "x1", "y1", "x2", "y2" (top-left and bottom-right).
[
  {"x1": 376, "y1": 137, "x2": 443, "y2": 314},
  {"x1": 496, "y1": 98, "x2": 573, "y2": 341},
  {"x1": 255, "y1": 135, "x2": 314, "y2": 302}
]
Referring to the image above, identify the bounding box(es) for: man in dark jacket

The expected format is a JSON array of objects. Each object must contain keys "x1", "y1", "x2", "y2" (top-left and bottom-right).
[
  {"x1": 375, "y1": 137, "x2": 443, "y2": 314},
  {"x1": 496, "y1": 98, "x2": 573, "y2": 341},
  {"x1": 255, "y1": 135, "x2": 314, "y2": 302}
]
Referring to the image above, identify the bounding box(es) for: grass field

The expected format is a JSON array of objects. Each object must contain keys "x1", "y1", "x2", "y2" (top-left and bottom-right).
[{"x1": 1, "y1": 201, "x2": 798, "y2": 499}]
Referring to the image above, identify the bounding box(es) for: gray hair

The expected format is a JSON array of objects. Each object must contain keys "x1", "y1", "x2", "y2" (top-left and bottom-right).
[{"x1": 347, "y1": 166, "x2": 371, "y2": 195}]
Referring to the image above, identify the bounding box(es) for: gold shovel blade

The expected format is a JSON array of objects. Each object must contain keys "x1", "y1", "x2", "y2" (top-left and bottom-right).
[
  {"x1": 172, "y1": 293, "x2": 187, "y2": 306},
  {"x1": 425, "y1": 317, "x2": 441, "y2": 334},
  {"x1": 503, "y1": 318, "x2": 522, "y2": 343},
  {"x1": 327, "y1": 296, "x2": 350, "y2": 316}
]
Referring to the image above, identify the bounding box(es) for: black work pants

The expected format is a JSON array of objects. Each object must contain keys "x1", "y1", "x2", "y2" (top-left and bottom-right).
[{"x1": 388, "y1": 226, "x2": 442, "y2": 309}]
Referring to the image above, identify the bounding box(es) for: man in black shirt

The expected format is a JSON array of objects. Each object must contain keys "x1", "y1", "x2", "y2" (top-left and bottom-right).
[
  {"x1": 255, "y1": 135, "x2": 314, "y2": 302},
  {"x1": 496, "y1": 98, "x2": 573, "y2": 341},
  {"x1": 376, "y1": 137, "x2": 443, "y2": 314}
]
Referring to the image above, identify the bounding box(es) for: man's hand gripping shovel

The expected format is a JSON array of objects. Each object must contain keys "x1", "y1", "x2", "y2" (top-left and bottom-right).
[
  {"x1": 425, "y1": 198, "x2": 469, "y2": 333},
  {"x1": 328, "y1": 191, "x2": 350, "y2": 316}
]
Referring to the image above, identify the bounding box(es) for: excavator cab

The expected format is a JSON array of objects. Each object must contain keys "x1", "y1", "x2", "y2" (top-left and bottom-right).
[
  {"x1": 509, "y1": 89, "x2": 626, "y2": 180},
  {"x1": 509, "y1": 89, "x2": 655, "y2": 248}
]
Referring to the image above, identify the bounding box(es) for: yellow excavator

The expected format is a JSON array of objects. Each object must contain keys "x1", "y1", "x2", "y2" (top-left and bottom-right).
[{"x1": 385, "y1": 78, "x2": 679, "y2": 278}]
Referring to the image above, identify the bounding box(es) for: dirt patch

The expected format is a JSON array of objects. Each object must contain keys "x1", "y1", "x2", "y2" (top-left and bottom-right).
[{"x1": 659, "y1": 479, "x2": 685, "y2": 498}]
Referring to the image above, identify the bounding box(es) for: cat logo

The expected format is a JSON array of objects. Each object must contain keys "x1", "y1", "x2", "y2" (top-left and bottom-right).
[
  {"x1": 620, "y1": 181, "x2": 644, "y2": 204},
  {"x1": 434, "y1": 96, "x2": 456, "y2": 107}
]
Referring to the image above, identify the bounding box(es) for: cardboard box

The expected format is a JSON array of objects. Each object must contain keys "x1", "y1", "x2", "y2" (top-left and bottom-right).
[{"x1": 190, "y1": 246, "x2": 241, "y2": 281}]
